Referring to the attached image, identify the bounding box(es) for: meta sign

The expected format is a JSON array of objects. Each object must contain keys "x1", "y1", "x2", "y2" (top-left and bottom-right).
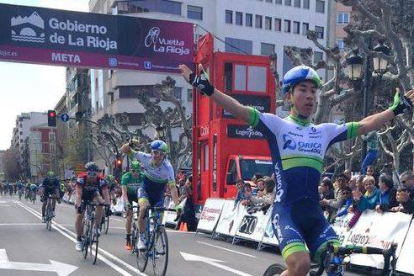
[{"x1": 0, "y1": 3, "x2": 193, "y2": 73}]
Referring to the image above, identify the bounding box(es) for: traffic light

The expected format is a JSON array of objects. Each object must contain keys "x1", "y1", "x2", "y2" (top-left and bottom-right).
[
  {"x1": 116, "y1": 158, "x2": 122, "y2": 167},
  {"x1": 47, "y1": 110, "x2": 57, "y2": 127}
]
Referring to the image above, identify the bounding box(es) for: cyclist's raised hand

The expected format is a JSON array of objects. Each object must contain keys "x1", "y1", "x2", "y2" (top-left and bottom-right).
[
  {"x1": 388, "y1": 88, "x2": 414, "y2": 116},
  {"x1": 179, "y1": 64, "x2": 215, "y2": 96}
]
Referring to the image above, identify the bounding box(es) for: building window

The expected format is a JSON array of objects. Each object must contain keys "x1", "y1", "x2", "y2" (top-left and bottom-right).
[
  {"x1": 187, "y1": 89, "x2": 193, "y2": 102},
  {"x1": 302, "y1": 22, "x2": 309, "y2": 35},
  {"x1": 293, "y1": 21, "x2": 300, "y2": 34},
  {"x1": 265, "y1": 16, "x2": 272, "y2": 30},
  {"x1": 303, "y1": 0, "x2": 310, "y2": 9},
  {"x1": 173, "y1": 87, "x2": 182, "y2": 102},
  {"x1": 246, "y1": 13, "x2": 253, "y2": 27},
  {"x1": 314, "y1": 51, "x2": 323, "y2": 63},
  {"x1": 275, "y1": 0, "x2": 282, "y2": 3},
  {"x1": 236, "y1": 12, "x2": 243, "y2": 25},
  {"x1": 316, "y1": 0, "x2": 325, "y2": 13},
  {"x1": 275, "y1": 18, "x2": 282, "y2": 31},
  {"x1": 337, "y1": 39, "x2": 345, "y2": 51},
  {"x1": 225, "y1": 10, "x2": 233, "y2": 24},
  {"x1": 315, "y1": 26, "x2": 324, "y2": 39},
  {"x1": 285, "y1": 0, "x2": 292, "y2": 6},
  {"x1": 261, "y1": 43, "x2": 275, "y2": 56},
  {"x1": 127, "y1": 113, "x2": 144, "y2": 126},
  {"x1": 337, "y1": 12, "x2": 350, "y2": 24},
  {"x1": 187, "y1": 5, "x2": 203, "y2": 20},
  {"x1": 294, "y1": 0, "x2": 301, "y2": 8},
  {"x1": 284, "y1": 20, "x2": 291, "y2": 33},
  {"x1": 225, "y1": 37, "x2": 253, "y2": 54},
  {"x1": 255, "y1": 15, "x2": 262, "y2": 28},
  {"x1": 266, "y1": 0, "x2": 273, "y2": 2}
]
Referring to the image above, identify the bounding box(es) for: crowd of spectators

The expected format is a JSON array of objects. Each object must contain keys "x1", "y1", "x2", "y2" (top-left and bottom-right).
[{"x1": 318, "y1": 165, "x2": 414, "y2": 229}]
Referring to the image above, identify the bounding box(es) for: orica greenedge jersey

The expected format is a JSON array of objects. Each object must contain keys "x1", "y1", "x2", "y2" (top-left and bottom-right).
[
  {"x1": 249, "y1": 109, "x2": 359, "y2": 206},
  {"x1": 132, "y1": 151, "x2": 176, "y2": 196}
]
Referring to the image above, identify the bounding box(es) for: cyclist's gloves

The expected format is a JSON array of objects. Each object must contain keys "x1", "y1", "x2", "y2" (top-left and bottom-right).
[
  {"x1": 389, "y1": 90, "x2": 413, "y2": 116},
  {"x1": 188, "y1": 71, "x2": 215, "y2": 96}
]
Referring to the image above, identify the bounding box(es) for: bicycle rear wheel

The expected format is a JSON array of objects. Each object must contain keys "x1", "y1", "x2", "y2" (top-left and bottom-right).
[
  {"x1": 90, "y1": 225, "x2": 99, "y2": 265},
  {"x1": 46, "y1": 201, "x2": 53, "y2": 231},
  {"x1": 152, "y1": 226, "x2": 169, "y2": 276},
  {"x1": 263, "y1": 264, "x2": 285, "y2": 276}
]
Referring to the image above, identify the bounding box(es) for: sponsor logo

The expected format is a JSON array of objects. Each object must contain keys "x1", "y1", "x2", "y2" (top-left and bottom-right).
[
  {"x1": 309, "y1": 126, "x2": 321, "y2": 134},
  {"x1": 274, "y1": 162, "x2": 284, "y2": 202},
  {"x1": 272, "y1": 214, "x2": 283, "y2": 243},
  {"x1": 235, "y1": 126, "x2": 263, "y2": 139},
  {"x1": 144, "y1": 61, "x2": 152, "y2": 69},
  {"x1": 298, "y1": 141, "x2": 322, "y2": 154},
  {"x1": 282, "y1": 134, "x2": 296, "y2": 150},
  {"x1": 109, "y1": 58, "x2": 117, "y2": 67},
  {"x1": 239, "y1": 215, "x2": 258, "y2": 235},
  {"x1": 11, "y1": 12, "x2": 45, "y2": 43},
  {"x1": 144, "y1": 27, "x2": 190, "y2": 56},
  {"x1": 288, "y1": 131, "x2": 303, "y2": 138}
]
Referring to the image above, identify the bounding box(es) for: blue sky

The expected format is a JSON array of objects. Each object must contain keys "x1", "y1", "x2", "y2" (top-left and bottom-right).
[{"x1": 0, "y1": 0, "x2": 89, "y2": 150}]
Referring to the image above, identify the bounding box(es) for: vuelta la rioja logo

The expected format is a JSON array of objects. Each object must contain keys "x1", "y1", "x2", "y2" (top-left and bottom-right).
[{"x1": 144, "y1": 27, "x2": 190, "y2": 56}]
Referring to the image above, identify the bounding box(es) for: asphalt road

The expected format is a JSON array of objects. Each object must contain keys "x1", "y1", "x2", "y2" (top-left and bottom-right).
[{"x1": 0, "y1": 194, "x2": 364, "y2": 276}]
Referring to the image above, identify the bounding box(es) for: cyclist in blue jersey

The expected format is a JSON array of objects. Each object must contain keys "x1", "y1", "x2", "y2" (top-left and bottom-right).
[
  {"x1": 120, "y1": 139, "x2": 181, "y2": 250},
  {"x1": 40, "y1": 171, "x2": 61, "y2": 223},
  {"x1": 179, "y1": 63, "x2": 414, "y2": 276}
]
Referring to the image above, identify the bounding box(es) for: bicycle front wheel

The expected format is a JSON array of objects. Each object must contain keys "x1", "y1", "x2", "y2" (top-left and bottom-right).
[
  {"x1": 263, "y1": 264, "x2": 285, "y2": 276},
  {"x1": 136, "y1": 230, "x2": 149, "y2": 272},
  {"x1": 152, "y1": 226, "x2": 169, "y2": 276},
  {"x1": 83, "y1": 219, "x2": 90, "y2": 259},
  {"x1": 104, "y1": 215, "x2": 109, "y2": 234},
  {"x1": 90, "y1": 225, "x2": 99, "y2": 265}
]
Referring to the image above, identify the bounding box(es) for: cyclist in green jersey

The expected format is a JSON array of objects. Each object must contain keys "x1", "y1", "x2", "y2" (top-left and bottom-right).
[
  {"x1": 180, "y1": 63, "x2": 414, "y2": 276},
  {"x1": 121, "y1": 161, "x2": 144, "y2": 251}
]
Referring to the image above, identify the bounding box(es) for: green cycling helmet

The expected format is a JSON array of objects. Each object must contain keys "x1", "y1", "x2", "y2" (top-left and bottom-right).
[
  {"x1": 131, "y1": 161, "x2": 141, "y2": 171},
  {"x1": 150, "y1": 140, "x2": 169, "y2": 154},
  {"x1": 282, "y1": 65, "x2": 322, "y2": 95},
  {"x1": 106, "y1": 175, "x2": 115, "y2": 181},
  {"x1": 47, "y1": 171, "x2": 56, "y2": 178}
]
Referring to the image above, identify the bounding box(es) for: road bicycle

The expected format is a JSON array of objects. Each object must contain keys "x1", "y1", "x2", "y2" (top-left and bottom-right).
[
  {"x1": 130, "y1": 205, "x2": 139, "y2": 253},
  {"x1": 100, "y1": 205, "x2": 110, "y2": 235},
  {"x1": 44, "y1": 194, "x2": 57, "y2": 231},
  {"x1": 263, "y1": 243, "x2": 398, "y2": 276},
  {"x1": 136, "y1": 206, "x2": 175, "y2": 276},
  {"x1": 81, "y1": 201, "x2": 108, "y2": 265}
]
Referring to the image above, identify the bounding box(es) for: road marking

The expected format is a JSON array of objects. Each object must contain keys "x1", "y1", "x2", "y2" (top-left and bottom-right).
[
  {"x1": 197, "y1": 241, "x2": 257, "y2": 258},
  {"x1": 0, "y1": 223, "x2": 43, "y2": 226},
  {"x1": 0, "y1": 249, "x2": 77, "y2": 276},
  {"x1": 180, "y1": 252, "x2": 253, "y2": 276},
  {"x1": 16, "y1": 202, "x2": 147, "y2": 276}
]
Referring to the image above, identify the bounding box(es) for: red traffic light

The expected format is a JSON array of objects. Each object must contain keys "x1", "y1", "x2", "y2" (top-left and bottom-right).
[
  {"x1": 116, "y1": 159, "x2": 122, "y2": 166},
  {"x1": 49, "y1": 111, "x2": 56, "y2": 118}
]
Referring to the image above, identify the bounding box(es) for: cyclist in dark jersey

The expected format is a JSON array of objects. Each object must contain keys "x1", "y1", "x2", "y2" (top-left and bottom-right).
[
  {"x1": 40, "y1": 171, "x2": 60, "y2": 223},
  {"x1": 121, "y1": 161, "x2": 143, "y2": 251},
  {"x1": 179, "y1": 63, "x2": 414, "y2": 276}
]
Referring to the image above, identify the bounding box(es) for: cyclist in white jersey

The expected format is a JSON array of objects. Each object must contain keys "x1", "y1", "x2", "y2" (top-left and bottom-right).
[
  {"x1": 179, "y1": 63, "x2": 414, "y2": 276},
  {"x1": 120, "y1": 139, "x2": 181, "y2": 250}
]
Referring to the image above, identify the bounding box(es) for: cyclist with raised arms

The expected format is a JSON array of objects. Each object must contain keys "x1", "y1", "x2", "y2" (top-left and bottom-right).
[
  {"x1": 179, "y1": 63, "x2": 414, "y2": 276},
  {"x1": 121, "y1": 160, "x2": 143, "y2": 251},
  {"x1": 74, "y1": 162, "x2": 110, "y2": 252},
  {"x1": 120, "y1": 139, "x2": 181, "y2": 250}
]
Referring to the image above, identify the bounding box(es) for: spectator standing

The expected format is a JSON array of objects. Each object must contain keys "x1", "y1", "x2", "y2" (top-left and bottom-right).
[
  {"x1": 391, "y1": 188, "x2": 414, "y2": 214},
  {"x1": 361, "y1": 131, "x2": 379, "y2": 174},
  {"x1": 320, "y1": 174, "x2": 348, "y2": 215},
  {"x1": 399, "y1": 171, "x2": 414, "y2": 200},
  {"x1": 234, "y1": 179, "x2": 246, "y2": 206},
  {"x1": 375, "y1": 174, "x2": 398, "y2": 213},
  {"x1": 333, "y1": 187, "x2": 353, "y2": 221}
]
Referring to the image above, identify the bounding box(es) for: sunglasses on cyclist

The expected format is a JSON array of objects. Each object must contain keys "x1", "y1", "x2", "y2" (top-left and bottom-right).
[
  {"x1": 131, "y1": 169, "x2": 139, "y2": 173},
  {"x1": 87, "y1": 171, "x2": 97, "y2": 177},
  {"x1": 152, "y1": 150, "x2": 164, "y2": 156}
]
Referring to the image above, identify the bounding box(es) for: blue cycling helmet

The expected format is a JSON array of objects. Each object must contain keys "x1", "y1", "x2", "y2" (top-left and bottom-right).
[
  {"x1": 282, "y1": 65, "x2": 322, "y2": 95},
  {"x1": 150, "y1": 140, "x2": 169, "y2": 154}
]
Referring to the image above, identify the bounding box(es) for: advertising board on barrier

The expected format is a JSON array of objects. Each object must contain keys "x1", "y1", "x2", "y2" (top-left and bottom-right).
[
  {"x1": 196, "y1": 198, "x2": 226, "y2": 233},
  {"x1": 396, "y1": 219, "x2": 414, "y2": 274},
  {"x1": 236, "y1": 207, "x2": 271, "y2": 242},
  {"x1": 215, "y1": 200, "x2": 239, "y2": 237},
  {"x1": 338, "y1": 210, "x2": 412, "y2": 269},
  {"x1": 0, "y1": 3, "x2": 193, "y2": 73}
]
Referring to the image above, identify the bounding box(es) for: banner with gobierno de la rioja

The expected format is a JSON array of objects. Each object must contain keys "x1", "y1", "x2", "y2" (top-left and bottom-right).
[{"x1": 0, "y1": 3, "x2": 194, "y2": 73}]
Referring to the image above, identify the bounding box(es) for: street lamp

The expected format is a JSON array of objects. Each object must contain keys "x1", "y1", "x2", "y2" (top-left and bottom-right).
[
  {"x1": 372, "y1": 40, "x2": 391, "y2": 75},
  {"x1": 155, "y1": 125, "x2": 165, "y2": 140},
  {"x1": 346, "y1": 49, "x2": 364, "y2": 81}
]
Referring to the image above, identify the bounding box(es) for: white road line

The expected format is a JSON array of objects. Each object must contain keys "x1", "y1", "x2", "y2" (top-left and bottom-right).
[
  {"x1": 16, "y1": 202, "x2": 144, "y2": 276},
  {"x1": 197, "y1": 241, "x2": 257, "y2": 258},
  {"x1": 0, "y1": 223, "x2": 43, "y2": 226}
]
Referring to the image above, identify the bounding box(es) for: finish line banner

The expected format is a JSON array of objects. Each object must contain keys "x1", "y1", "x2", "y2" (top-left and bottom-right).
[{"x1": 0, "y1": 3, "x2": 193, "y2": 73}]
